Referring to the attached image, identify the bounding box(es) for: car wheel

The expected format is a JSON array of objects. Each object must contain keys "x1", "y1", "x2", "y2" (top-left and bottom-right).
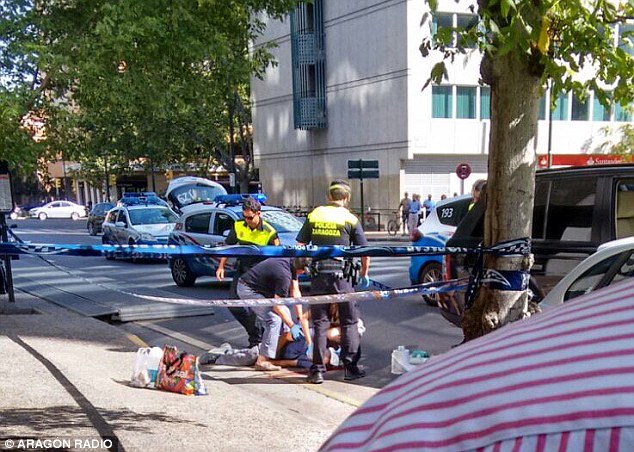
[
  {"x1": 38, "y1": 212, "x2": 47, "y2": 221},
  {"x1": 88, "y1": 223, "x2": 97, "y2": 236},
  {"x1": 419, "y1": 262, "x2": 443, "y2": 306},
  {"x1": 71, "y1": 212, "x2": 80, "y2": 221},
  {"x1": 171, "y1": 258, "x2": 197, "y2": 287}
]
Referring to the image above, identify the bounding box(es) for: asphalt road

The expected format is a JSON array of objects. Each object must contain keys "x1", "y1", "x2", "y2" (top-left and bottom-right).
[{"x1": 9, "y1": 217, "x2": 463, "y2": 389}]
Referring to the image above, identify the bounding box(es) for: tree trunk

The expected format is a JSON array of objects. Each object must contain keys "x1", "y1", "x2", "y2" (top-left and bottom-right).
[{"x1": 462, "y1": 52, "x2": 541, "y2": 341}]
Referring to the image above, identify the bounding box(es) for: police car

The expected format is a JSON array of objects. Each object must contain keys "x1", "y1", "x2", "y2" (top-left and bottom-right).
[
  {"x1": 101, "y1": 193, "x2": 179, "y2": 257},
  {"x1": 168, "y1": 194, "x2": 304, "y2": 287}
]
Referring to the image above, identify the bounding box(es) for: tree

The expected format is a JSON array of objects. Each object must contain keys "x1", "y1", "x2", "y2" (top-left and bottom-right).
[
  {"x1": 0, "y1": 0, "x2": 297, "y2": 186},
  {"x1": 423, "y1": 0, "x2": 634, "y2": 339}
]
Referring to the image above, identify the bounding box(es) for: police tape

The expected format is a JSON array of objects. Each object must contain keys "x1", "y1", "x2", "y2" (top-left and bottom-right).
[
  {"x1": 0, "y1": 237, "x2": 531, "y2": 258},
  {"x1": 113, "y1": 278, "x2": 470, "y2": 308}
]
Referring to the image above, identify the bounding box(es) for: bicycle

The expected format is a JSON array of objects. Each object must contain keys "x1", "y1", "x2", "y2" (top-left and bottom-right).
[{"x1": 387, "y1": 211, "x2": 401, "y2": 236}]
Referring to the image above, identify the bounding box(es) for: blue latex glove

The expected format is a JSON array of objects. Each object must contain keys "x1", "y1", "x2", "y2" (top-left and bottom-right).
[
  {"x1": 357, "y1": 276, "x2": 371, "y2": 290},
  {"x1": 305, "y1": 343, "x2": 313, "y2": 360},
  {"x1": 290, "y1": 323, "x2": 304, "y2": 340}
]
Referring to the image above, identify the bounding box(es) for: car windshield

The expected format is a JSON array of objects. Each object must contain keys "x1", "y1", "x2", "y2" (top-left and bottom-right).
[
  {"x1": 260, "y1": 210, "x2": 303, "y2": 233},
  {"x1": 170, "y1": 184, "x2": 226, "y2": 207},
  {"x1": 128, "y1": 208, "x2": 178, "y2": 225}
]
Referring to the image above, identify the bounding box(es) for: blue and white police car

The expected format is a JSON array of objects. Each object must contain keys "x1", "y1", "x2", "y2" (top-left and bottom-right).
[
  {"x1": 101, "y1": 193, "x2": 179, "y2": 257},
  {"x1": 168, "y1": 193, "x2": 304, "y2": 287},
  {"x1": 408, "y1": 194, "x2": 472, "y2": 305}
]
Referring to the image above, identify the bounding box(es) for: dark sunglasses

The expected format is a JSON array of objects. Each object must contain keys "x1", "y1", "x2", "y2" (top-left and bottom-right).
[{"x1": 243, "y1": 214, "x2": 258, "y2": 220}]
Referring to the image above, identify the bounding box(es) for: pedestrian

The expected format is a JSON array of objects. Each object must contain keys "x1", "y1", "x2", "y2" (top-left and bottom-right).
[
  {"x1": 469, "y1": 179, "x2": 487, "y2": 211},
  {"x1": 440, "y1": 194, "x2": 447, "y2": 200},
  {"x1": 398, "y1": 192, "x2": 411, "y2": 235},
  {"x1": 296, "y1": 179, "x2": 371, "y2": 384},
  {"x1": 409, "y1": 194, "x2": 421, "y2": 233},
  {"x1": 422, "y1": 194, "x2": 436, "y2": 221},
  {"x1": 235, "y1": 257, "x2": 311, "y2": 371},
  {"x1": 216, "y1": 197, "x2": 280, "y2": 347}
]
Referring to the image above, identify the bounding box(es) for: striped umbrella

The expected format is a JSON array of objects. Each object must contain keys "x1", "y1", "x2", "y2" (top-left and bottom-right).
[{"x1": 322, "y1": 278, "x2": 634, "y2": 451}]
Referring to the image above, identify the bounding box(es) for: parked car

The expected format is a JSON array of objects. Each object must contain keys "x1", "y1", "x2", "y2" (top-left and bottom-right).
[
  {"x1": 168, "y1": 198, "x2": 303, "y2": 287},
  {"x1": 29, "y1": 200, "x2": 87, "y2": 220},
  {"x1": 86, "y1": 202, "x2": 115, "y2": 235},
  {"x1": 540, "y1": 236, "x2": 634, "y2": 308},
  {"x1": 101, "y1": 198, "x2": 179, "y2": 259},
  {"x1": 9, "y1": 203, "x2": 43, "y2": 220},
  {"x1": 323, "y1": 278, "x2": 634, "y2": 452},
  {"x1": 440, "y1": 164, "x2": 634, "y2": 326},
  {"x1": 408, "y1": 195, "x2": 472, "y2": 305}
]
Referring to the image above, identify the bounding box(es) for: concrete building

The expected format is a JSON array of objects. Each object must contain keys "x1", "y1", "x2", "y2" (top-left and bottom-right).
[{"x1": 251, "y1": 0, "x2": 633, "y2": 211}]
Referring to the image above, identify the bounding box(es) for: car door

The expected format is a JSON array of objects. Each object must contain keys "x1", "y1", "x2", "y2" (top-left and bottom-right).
[
  {"x1": 113, "y1": 210, "x2": 130, "y2": 244},
  {"x1": 102, "y1": 209, "x2": 118, "y2": 243},
  {"x1": 59, "y1": 201, "x2": 73, "y2": 218},
  {"x1": 47, "y1": 202, "x2": 62, "y2": 218},
  {"x1": 182, "y1": 212, "x2": 214, "y2": 245},
  {"x1": 210, "y1": 211, "x2": 236, "y2": 246}
]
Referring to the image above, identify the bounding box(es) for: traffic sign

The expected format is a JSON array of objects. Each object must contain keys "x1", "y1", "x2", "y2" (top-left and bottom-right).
[
  {"x1": 348, "y1": 160, "x2": 379, "y2": 179},
  {"x1": 456, "y1": 163, "x2": 472, "y2": 180}
]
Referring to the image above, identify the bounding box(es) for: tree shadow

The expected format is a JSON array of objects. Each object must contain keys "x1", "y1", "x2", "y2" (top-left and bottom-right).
[{"x1": 0, "y1": 405, "x2": 207, "y2": 433}]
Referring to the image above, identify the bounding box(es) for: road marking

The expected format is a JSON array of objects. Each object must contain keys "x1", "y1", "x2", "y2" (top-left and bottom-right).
[{"x1": 126, "y1": 333, "x2": 148, "y2": 348}]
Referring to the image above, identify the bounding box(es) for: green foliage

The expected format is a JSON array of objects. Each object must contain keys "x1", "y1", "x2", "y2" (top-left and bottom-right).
[
  {"x1": 0, "y1": 0, "x2": 298, "y2": 182},
  {"x1": 423, "y1": 0, "x2": 634, "y2": 106}
]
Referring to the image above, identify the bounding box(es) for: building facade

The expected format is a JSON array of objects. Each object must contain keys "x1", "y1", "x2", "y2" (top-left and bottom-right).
[{"x1": 250, "y1": 0, "x2": 633, "y2": 210}]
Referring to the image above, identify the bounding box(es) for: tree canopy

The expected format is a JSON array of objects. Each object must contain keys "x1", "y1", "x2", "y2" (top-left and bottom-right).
[{"x1": 0, "y1": 0, "x2": 297, "y2": 181}]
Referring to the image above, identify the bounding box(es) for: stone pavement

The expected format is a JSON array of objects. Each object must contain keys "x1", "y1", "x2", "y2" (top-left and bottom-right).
[{"x1": 0, "y1": 291, "x2": 379, "y2": 452}]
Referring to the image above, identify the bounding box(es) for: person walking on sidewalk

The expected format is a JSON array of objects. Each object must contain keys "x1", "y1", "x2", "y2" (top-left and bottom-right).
[
  {"x1": 216, "y1": 197, "x2": 280, "y2": 347},
  {"x1": 296, "y1": 179, "x2": 371, "y2": 384},
  {"x1": 409, "y1": 194, "x2": 421, "y2": 233},
  {"x1": 235, "y1": 257, "x2": 311, "y2": 371},
  {"x1": 422, "y1": 194, "x2": 436, "y2": 221},
  {"x1": 398, "y1": 192, "x2": 411, "y2": 235}
]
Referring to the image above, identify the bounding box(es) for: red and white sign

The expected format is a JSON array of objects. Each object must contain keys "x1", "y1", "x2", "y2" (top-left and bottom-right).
[
  {"x1": 538, "y1": 154, "x2": 632, "y2": 168},
  {"x1": 455, "y1": 163, "x2": 472, "y2": 180}
]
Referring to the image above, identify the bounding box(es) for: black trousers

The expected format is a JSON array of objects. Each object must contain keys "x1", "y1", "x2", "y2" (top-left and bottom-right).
[
  {"x1": 228, "y1": 264, "x2": 262, "y2": 347},
  {"x1": 310, "y1": 274, "x2": 361, "y2": 373}
]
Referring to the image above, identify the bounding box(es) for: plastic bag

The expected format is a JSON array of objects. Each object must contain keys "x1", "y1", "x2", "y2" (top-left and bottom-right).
[
  {"x1": 130, "y1": 348, "x2": 152, "y2": 388},
  {"x1": 156, "y1": 345, "x2": 207, "y2": 396}
]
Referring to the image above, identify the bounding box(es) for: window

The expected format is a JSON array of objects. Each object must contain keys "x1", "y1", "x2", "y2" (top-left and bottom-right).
[
  {"x1": 456, "y1": 87, "x2": 477, "y2": 119},
  {"x1": 532, "y1": 180, "x2": 549, "y2": 239},
  {"x1": 116, "y1": 210, "x2": 127, "y2": 225},
  {"x1": 432, "y1": 86, "x2": 453, "y2": 118},
  {"x1": 456, "y1": 14, "x2": 479, "y2": 48},
  {"x1": 564, "y1": 249, "x2": 634, "y2": 301},
  {"x1": 618, "y1": 22, "x2": 634, "y2": 56},
  {"x1": 539, "y1": 95, "x2": 546, "y2": 120},
  {"x1": 437, "y1": 199, "x2": 472, "y2": 227},
  {"x1": 545, "y1": 178, "x2": 596, "y2": 241},
  {"x1": 185, "y1": 213, "x2": 211, "y2": 234},
  {"x1": 290, "y1": 0, "x2": 327, "y2": 129},
  {"x1": 592, "y1": 94, "x2": 611, "y2": 121},
  {"x1": 213, "y1": 213, "x2": 234, "y2": 235},
  {"x1": 552, "y1": 93, "x2": 569, "y2": 120},
  {"x1": 480, "y1": 86, "x2": 491, "y2": 119},
  {"x1": 571, "y1": 94, "x2": 589, "y2": 121},
  {"x1": 615, "y1": 102, "x2": 632, "y2": 121},
  {"x1": 432, "y1": 13, "x2": 453, "y2": 46}
]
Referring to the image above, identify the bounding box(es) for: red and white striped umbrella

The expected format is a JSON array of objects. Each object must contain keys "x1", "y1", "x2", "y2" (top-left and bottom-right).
[{"x1": 323, "y1": 278, "x2": 634, "y2": 451}]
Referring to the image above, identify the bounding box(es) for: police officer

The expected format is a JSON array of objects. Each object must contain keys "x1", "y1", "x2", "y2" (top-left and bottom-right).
[
  {"x1": 296, "y1": 179, "x2": 371, "y2": 384},
  {"x1": 216, "y1": 197, "x2": 280, "y2": 347}
]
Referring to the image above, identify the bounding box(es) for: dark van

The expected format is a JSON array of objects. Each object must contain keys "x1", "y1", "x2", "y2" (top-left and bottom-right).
[{"x1": 440, "y1": 164, "x2": 634, "y2": 326}]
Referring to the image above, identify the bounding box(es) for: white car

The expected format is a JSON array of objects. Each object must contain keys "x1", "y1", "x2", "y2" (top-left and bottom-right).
[
  {"x1": 540, "y1": 236, "x2": 634, "y2": 308},
  {"x1": 101, "y1": 200, "x2": 179, "y2": 250},
  {"x1": 29, "y1": 201, "x2": 87, "y2": 220}
]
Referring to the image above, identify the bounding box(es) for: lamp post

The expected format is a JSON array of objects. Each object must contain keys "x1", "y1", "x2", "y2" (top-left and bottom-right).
[{"x1": 547, "y1": 80, "x2": 553, "y2": 168}]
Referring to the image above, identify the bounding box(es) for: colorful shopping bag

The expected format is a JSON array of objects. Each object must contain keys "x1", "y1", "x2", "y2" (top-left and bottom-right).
[{"x1": 156, "y1": 345, "x2": 206, "y2": 396}]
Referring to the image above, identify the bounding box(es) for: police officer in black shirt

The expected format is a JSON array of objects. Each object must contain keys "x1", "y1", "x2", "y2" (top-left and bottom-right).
[{"x1": 296, "y1": 179, "x2": 371, "y2": 384}]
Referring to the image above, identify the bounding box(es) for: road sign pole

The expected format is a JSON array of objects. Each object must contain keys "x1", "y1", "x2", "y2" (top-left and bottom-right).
[{"x1": 360, "y1": 177, "x2": 365, "y2": 229}]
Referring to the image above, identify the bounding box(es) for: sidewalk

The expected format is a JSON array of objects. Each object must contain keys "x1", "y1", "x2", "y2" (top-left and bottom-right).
[{"x1": 1, "y1": 292, "x2": 378, "y2": 452}]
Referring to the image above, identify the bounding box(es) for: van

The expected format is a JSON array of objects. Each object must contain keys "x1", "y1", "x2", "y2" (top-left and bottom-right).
[{"x1": 440, "y1": 164, "x2": 634, "y2": 326}]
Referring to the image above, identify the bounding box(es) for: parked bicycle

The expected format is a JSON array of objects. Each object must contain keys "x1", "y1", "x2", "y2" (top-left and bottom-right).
[{"x1": 387, "y1": 211, "x2": 401, "y2": 236}]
